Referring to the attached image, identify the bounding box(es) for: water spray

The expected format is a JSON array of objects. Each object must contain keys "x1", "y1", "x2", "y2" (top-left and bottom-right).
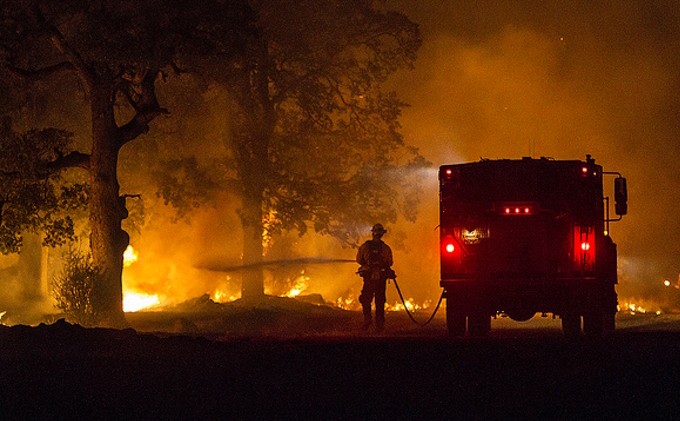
[{"x1": 198, "y1": 257, "x2": 356, "y2": 273}]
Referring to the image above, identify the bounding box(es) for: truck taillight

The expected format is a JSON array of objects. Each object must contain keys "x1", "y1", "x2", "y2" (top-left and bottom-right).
[
  {"x1": 441, "y1": 233, "x2": 463, "y2": 276},
  {"x1": 574, "y1": 225, "x2": 596, "y2": 271},
  {"x1": 442, "y1": 234, "x2": 458, "y2": 255},
  {"x1": 580, "y1": 164, "x2": 598, "y2": 177}
]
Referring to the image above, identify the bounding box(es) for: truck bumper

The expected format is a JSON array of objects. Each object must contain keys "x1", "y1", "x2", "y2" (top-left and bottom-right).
[{"x1": 440, "y1": 276, "x2": 617, "y2": 315}]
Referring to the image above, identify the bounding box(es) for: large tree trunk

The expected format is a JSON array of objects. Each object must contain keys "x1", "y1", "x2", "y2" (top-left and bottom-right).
[
  {"x1": 241, "y1": 193, "x2": 264, "y2": 300},
  {"x1": 89, "y1": 85, "x2": 129, "y2": 327},
  {"x1": 231, "y1": 37, "x2": 275, "y2": 300}
]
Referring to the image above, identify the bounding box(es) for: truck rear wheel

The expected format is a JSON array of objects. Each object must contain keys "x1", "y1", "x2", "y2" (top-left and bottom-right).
[
  {"x1": 446, "y1": 300, "x2": 466, "y2": 336},
  {"x1": 468, "y1": 313, "x2": 491, "y2": 337},
  {"x1": 584, "y1": 311, "x2": 616, "y2": 336},
  {"x1": 561, "y1": 313, "x2": 581, "y2": 337},
  {"x1": 583, "y1": 312, "x2": 603, "y2": 336},
  {"x1": 603, "y1": 311, "x2": 616, "y2": 334}
]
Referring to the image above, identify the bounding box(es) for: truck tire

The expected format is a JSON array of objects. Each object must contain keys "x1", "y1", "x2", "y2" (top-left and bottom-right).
[
  {"x1": 584, "y1": 311, "x2": 615, "y2": 336},
  {"x1": 603, "y1": 311, "x2": 616, "y2": 334},
  {"x1": 561, "y1": 313, "x2": 581, "y2": 337},
  {"x1": 446, "y1": 301, "x2": 466, "y2": 336},
  {"x1": 583, "y1": 312, "x2": 603, "y2": 336},
  {"x1": 468, "y1": 313, "x2": 491, "y2": 337}
]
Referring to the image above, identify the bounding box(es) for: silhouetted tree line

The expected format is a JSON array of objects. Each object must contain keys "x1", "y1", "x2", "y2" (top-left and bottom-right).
[{"x1": 0, "y1": 0, "x2": 424, "y2": 324}]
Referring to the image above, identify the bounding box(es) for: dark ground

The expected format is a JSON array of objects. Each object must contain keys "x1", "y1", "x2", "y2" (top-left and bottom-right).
[{"x1": 1, "y1": 298, "x2": 680, "y2": 420}]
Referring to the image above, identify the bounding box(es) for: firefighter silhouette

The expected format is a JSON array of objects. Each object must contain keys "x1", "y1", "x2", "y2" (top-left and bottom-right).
[{"x1": 356, "y1": 223, "x2": 395, "y2": 331}]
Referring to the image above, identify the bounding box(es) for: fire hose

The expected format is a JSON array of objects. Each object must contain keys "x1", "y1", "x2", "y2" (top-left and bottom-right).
[{"x1": 389, "y1": 277, "x2": 444, "y2": 327}]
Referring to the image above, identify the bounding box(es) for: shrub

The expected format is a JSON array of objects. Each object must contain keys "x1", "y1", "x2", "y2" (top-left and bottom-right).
[{"x1": 52, "y1": 250, "x2": 101, "y2": 326}]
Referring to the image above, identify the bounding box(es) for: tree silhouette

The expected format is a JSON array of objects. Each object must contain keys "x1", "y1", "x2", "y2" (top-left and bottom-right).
[
  {"x1": 199, "y1": 0, "x2": 424, "y2": 298},
  {"x1": 0, "y1": 0, "x2": 251, "y2": 324}
]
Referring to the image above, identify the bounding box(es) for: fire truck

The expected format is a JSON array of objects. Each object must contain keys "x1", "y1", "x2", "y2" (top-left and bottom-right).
[{"x1": 439, "y1": 155, "x2": 627, "y2": 336}]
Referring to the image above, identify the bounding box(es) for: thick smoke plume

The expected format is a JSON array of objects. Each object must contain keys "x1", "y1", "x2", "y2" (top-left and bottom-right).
[{"x1": 390, "y1": 1, "x2": 680, "y2": 311}]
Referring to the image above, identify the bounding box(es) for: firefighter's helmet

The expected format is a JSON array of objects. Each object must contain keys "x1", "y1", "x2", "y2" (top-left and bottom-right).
[{"x1": 371, "y1": 223, "x2": 386, "y2": 235}]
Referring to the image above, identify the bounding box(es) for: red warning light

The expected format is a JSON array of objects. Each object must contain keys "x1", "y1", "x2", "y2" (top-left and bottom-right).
[
  {"x1": 500, "y1": 203, "x2": 535, "y2": 215},
  {"x1": 574, "y1": 226, "x2": 596, "y2": 271},
  {"x1": 445, "y1": 243, "x2": 455, "y2": 253}
]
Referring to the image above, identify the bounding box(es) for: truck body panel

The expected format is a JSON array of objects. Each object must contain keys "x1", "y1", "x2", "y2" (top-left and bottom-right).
[{"x1": 439, "y1": 156, "x2": 624, "y2": 336}]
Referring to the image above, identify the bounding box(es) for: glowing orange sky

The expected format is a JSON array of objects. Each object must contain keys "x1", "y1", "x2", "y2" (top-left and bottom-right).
[{"x1": 385, "y1": 1, "x2": 680, "y2": 308}]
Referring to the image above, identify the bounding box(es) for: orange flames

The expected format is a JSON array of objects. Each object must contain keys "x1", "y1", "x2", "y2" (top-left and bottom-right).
[
  {"x1": 619, "y1": 300, "x2": 662, "y2": 316},
  {"x1": 122, "y1": 245, "x2": 161, "y2": 312},
  {"x1": 121, "y1": 244, "x2": 432, "y2": 312}
]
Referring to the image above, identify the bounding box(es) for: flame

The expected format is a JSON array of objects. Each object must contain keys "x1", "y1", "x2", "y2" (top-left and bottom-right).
[
  {"x1": 286, "y1": 272, "x2": 310, "y2": 298},
  {"x1": 619, "y1": 300, "x2": 662, "y2": 316},
  {"x1": 336, "y1": 295, "x2": 359, "y2": 310},
  {"x1": 212, "y1": 289, "x2": 239, "y2": 303},
  {"x1": 123, "y1": 290, "x2": 160, "y2": 312},
  {"x1": 386, "y1": 298, "x2": 431, "y2": 312},
  {"x1": 123, "y1": 245, "x2": 138, "y2": 267},
  {"x1": 334, "y1": 291, "x2": 431, "y2": 312}
]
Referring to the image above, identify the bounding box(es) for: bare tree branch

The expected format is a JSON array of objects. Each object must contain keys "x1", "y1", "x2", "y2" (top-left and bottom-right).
[
  {"x1": 117, "y1": 69, "x2": 169, "y2": 146},
  {"x1": 33, "y1": 4, "x2": 95, "y2": 93},
  {"x1": 5, "y1": 61, "x2": 74, "y2": 81},
  {"x1": 46, "y1": 151, "x2": 91, "y2": 171}
]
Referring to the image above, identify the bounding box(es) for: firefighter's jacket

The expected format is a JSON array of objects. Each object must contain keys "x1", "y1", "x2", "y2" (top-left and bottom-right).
[{"x1": 356, "y1": 239, "x2": 394, "y2": 281}]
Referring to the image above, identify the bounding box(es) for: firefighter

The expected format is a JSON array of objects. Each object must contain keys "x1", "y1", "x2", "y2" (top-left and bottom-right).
[{"x1": 356, "y1": 223, "x2": 395, "y2": 331}]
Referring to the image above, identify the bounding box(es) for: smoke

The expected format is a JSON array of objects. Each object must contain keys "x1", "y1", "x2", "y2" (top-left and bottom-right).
[{"x1": 387, "y1": 0, "x2": 680, "y2": 310}]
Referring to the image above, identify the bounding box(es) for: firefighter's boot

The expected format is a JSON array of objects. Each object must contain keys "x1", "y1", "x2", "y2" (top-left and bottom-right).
[
  {"x1": 362, "y1": 305, "x2": 372, "y2": 330},
  {"x1": 375, "y1": 306, "x2": 385, "y2": 332}
]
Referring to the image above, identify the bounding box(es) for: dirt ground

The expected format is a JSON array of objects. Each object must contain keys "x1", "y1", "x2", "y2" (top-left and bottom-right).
[{"x1": 1, "y1": 297, "x2": 680, "y2": 419}]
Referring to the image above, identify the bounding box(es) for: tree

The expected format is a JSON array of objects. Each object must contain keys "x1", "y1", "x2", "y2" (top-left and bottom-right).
[
  {"x1": 240, "y1": 0, "x2": 424, "y2": 298},
  {"x1": 0, "y1": 0, "x2": 251, "y2": 325},
  {"x1": 206, "y1": 0, "x2": 424, "y2": 298},
  {"x1": 0, "y1": 120, "x2": 86, "y2": 253}
]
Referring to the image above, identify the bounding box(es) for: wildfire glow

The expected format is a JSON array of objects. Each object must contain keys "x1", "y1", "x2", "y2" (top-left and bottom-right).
[
  {"x1": 123, "y1": 245, "x2": 139, "y2": 267},
  {"x1": 123, "y1": 291, "x2": 160, "y2": 312}
]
